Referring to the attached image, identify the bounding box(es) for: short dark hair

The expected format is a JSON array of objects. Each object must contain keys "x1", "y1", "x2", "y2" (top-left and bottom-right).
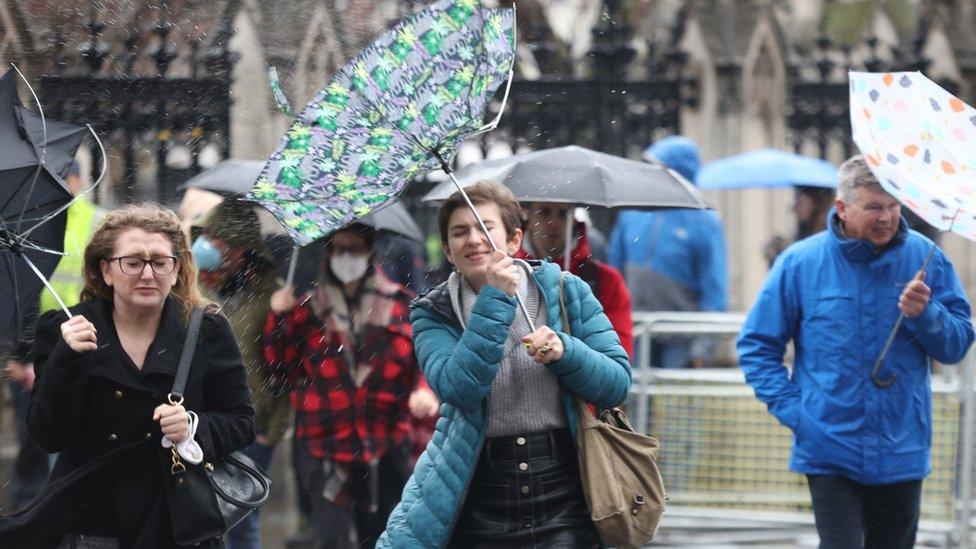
[
  {"x1": 437, "y1": 181, "x2": 521, "y2": 244},
  {"x1": 325, "y1": 222, "x2": 376, "y2": 251}
]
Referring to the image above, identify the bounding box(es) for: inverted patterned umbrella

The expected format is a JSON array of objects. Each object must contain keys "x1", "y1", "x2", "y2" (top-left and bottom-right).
[
  {"x1": 849, "y1": 70, "x2": 976, "y2": 387},
  {"x1": 850, "y1": 71, "x2": 976, "y2": 238},
  {"x1": 249, "y1": 0, "x2": 515, "y2": 246},
  {"x1": 249, "y1": 0, "x2": 538, "y2": 326}
]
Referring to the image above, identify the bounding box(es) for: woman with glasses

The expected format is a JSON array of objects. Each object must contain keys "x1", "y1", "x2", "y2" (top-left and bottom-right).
[{"x1": 0, "y1": 204, "x2": 254, "y2": 548}]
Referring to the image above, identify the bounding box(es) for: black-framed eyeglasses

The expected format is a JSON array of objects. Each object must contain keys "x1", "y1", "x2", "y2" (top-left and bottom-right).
[{"x1": 108, "y1": 256, "x2": 179, "y2": 276}]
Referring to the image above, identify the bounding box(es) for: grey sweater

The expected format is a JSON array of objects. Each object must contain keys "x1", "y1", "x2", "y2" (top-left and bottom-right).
[{"x1": 448, "y1": 267, "x2": 566, "y2": 437}]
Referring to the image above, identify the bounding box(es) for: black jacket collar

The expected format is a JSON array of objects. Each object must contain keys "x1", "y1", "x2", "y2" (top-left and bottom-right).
[{"x1": 74, "y1": 296, "x2": 187, "y2": 390}]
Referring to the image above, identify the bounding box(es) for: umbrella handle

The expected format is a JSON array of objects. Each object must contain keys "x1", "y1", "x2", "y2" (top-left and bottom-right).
[
  {"x1": 870, "y1": 243, "x2": 939, "y2": 388},
  {"x1": 871, "y1": 313, "x2": 901, "y2": 388}
]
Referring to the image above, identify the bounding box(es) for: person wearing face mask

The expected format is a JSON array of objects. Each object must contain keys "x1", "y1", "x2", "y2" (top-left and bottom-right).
[
  {"x1": 191, "y1": 200, "x2": 292, "y2": 549},
  {"x1": 264, "y1": 223, "x2": 431, "y2": 549}
]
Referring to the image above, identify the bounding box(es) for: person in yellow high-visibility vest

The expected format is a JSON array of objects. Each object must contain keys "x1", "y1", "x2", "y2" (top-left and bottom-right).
[{"x1": 39, "y1": 162, "x2": 103, "y2": 313}]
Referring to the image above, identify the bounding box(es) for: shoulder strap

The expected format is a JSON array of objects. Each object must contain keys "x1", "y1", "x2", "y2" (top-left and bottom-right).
[{"x1": 169, "y1": 307, "x2": 205, "y2": 404}]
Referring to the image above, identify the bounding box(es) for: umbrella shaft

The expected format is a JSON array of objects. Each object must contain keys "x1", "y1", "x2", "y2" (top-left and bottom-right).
[{"x1": 21, "y1": 252, "x2": 72, "y2": 319}]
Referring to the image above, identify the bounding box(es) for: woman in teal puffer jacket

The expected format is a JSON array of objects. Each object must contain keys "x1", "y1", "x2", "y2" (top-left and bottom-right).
[{"x1": 378, "y1": 182, "x2": 631, "y2": 548}]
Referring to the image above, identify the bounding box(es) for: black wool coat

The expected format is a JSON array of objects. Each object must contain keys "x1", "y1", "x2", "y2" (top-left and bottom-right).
[{"x1": 0, "y1": 297, "x2": 254, "y2": 548}]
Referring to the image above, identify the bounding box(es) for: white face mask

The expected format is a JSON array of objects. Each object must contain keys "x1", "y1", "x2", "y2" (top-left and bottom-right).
[{"x1": 330, "y1": 252, "x2": 370, "y2": 284}]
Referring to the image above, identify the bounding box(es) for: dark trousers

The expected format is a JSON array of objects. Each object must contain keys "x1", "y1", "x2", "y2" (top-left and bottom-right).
[
  {"x1": 11, "y1": 384, "x2": 50, "y2": 510},
  {"x1": 807, "y1": 475, "x2": 922, "y2": 549},
  {"x1": 293, "y1": 441, "x2": 410, "y2": 549}
]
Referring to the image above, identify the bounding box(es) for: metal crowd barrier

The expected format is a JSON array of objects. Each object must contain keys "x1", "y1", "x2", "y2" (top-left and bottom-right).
[{"x1": 628, "y1": 311, "x2": 976, "y2": 548}]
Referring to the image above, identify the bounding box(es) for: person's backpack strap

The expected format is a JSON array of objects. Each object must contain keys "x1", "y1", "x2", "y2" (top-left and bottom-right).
[{"x1": 168, "y1": 307, "x2": 205, "y2": 405}]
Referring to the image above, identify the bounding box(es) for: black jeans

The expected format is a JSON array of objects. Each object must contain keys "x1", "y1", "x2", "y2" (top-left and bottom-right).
[
  {"x1": 293, "y1": 441, "x2": 410, "y2": 549},
  {"x1": 448, "y1": 428, "x2": 600, "y2": 549},
  {"x1": 807, "y1": 474, "x2": 922, "y2": 549}
]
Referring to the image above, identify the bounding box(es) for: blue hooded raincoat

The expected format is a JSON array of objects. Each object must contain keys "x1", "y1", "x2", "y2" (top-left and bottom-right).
[
  {"x1": 737, "y1": 210, "x2": 974, "y2": 484},
  {"x1": 608, "y1": 137, "x2": 728, "y2": 363},
  {"x1": 378, "y1": 261, "x2": 631, "y2": 548}
]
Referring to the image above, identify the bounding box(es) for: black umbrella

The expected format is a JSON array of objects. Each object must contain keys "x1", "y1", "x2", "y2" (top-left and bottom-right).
[
  {"x1": 181, "y1": 160, "x2": 264, "y2": 197},
  {"x1": 421, "y1": 145, "x2": 710, "y2": 209},
  {"x1": 422, "y1": 144, "x2": 711, "y2": 269},
  {"x1": 0, "y1": 68, "x2": 88, "y2": 348}
]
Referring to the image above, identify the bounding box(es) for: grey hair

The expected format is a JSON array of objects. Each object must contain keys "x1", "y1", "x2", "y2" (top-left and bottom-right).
[{"x1": 837, "y1": 155, "x2": 884, "y2": 204}]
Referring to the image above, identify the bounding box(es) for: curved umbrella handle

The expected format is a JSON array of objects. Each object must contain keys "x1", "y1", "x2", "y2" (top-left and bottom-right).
[
  {"x1": 870, "y1": 312, "x2": 901, "y2": 388},
  {"x1": 871, "y1": 243, "x2": 941, "y2": 388}
]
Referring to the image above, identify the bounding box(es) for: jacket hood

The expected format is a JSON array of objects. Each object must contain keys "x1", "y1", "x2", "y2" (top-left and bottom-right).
[
  {"x1": 644, "y1": 136, "x2": 701, "y2": 181},
  {"x1": 828, "y1": 206, "x2": 909, "y2": 263}
]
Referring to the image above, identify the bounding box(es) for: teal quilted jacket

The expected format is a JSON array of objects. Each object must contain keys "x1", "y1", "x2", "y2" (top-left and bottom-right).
[{"x1": 378, "y1": 261, "x2": 631, "y2": 548}]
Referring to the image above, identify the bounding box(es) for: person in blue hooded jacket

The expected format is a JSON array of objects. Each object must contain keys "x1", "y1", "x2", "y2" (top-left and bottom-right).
[
  {"x1": 608, "y1": 135, "x2": 728, "y2": 368},
  {"x1": 737, "y1": 155, "x2": 974, "y2": 549},
  {"x1": 378, "y1": 181, "x2": 631, "y2": 548}
]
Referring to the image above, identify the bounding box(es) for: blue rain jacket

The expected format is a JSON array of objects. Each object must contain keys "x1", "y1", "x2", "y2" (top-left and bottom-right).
[
  {"x1": 378, "y1": 261, "x2": 631, "y2": 548},
  {"x1": 737, "y1": 210, "x2": 974, "y2": 484},
  {"x1": 610, "y1": 135, "x2": 727, "y2": 320},
  {"x1": 608, "y1": 208, "x2": 728, "y2": 313}
]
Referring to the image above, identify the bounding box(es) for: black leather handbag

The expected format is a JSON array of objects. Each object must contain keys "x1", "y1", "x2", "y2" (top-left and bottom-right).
[{"x1": 161, "y1": 307, "x2": 272, "y2": 545}]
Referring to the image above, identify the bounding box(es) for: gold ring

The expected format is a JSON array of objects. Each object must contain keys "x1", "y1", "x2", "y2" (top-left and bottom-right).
[{"x1": 540, "y1": 345, "x2": 551, "y2": 355}]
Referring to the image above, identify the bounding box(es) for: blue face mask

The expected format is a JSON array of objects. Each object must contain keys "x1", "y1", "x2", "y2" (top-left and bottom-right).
[{"x1": 192, "y1": 235, "x2": 222, "y2": 272}]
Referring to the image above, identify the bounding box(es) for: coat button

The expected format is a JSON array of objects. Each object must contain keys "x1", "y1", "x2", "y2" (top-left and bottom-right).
[
  {"x1": 520, "y1": 485, "x2": 530, "y2": 494},
  {"x1": 518, "y1": 462, "x2": 528, "y2": 471},
  {"x1": 108, "y1": 434, "x2": 118, "y2": 442},
  {"x1": 114, "y1": 390, "x2": 123, "y2": 400},
  {"x1": 145, "y1": 432, "x2": 152, "y2": 440},
  {"x1": 516, "y1": 437, "x2": 526, "y2": 446}
]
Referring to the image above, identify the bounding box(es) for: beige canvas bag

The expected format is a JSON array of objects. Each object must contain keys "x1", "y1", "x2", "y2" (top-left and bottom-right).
[{"x1": 558, "y1": 273, "x2": 667, "y2": 548}]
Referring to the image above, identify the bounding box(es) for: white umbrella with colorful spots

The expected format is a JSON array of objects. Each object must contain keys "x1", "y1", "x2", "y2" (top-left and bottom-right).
[
  {"x1": 850, "y1": 70, "x2": 976, "y2": 238},
  {"x1": 850, "y1": 70, "x2": 974, "y2": 387}
]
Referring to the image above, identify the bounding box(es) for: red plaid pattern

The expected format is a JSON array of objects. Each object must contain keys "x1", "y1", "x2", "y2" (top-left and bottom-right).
[{"x1": 264, "y1": 276, "x2": 419, "y2": 464}]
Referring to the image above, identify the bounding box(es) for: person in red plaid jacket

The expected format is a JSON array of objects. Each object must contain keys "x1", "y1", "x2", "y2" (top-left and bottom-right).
[{"x1": 264, "y1": 223, "x2": 438, "y2": 549}]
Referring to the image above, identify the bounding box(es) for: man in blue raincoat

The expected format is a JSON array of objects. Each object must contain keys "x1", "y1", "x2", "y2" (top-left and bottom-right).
[
  {"x1": 738, "y1": 155, "x2": 975, "y2": 549},
  {"x1": 608, "y1": 136, "x2": 728, "y2": 368}
]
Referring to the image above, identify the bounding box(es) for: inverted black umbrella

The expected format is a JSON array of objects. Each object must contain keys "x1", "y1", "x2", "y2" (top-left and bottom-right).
[{"x1": 0, "y1": 68, "x2": 89, "y2": 349}]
